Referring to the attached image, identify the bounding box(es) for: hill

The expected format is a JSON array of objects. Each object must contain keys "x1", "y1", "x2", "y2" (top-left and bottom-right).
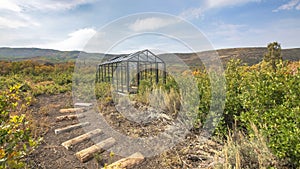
[
  {"x1": 0, "y1": 47, "x2": 104, "y2": 63},
  {"x1": 169, "y1": 47, "x2": 300, "y2": 67},
  {"x1": 0, "y1": 47, "x2": 300, "y2": 66}
]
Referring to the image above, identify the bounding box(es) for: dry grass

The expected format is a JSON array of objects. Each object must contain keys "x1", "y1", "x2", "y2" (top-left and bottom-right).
[
  {"x1": 135, "y1": 86, "x2": 181, "y2": 117},
  {"x1": 214, "y1": 123, "x2": 280, "y2": 169}
]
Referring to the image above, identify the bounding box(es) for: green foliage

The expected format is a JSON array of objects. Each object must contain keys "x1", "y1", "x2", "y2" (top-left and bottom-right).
[
  {"x1": 0, "y1": 60, "x2": 74, "y2": 168},
  {"x1": 193, "y1": 57, "x2": 300, "y2": 167},
  {"x1": 95, "y1": 82, "x2": 111, "y2": 101},
  {"x1": 92, "y1": 54, "x2": 300, "y2": 167},
  {"x1": 163, "y1": 76, "x2": 179, "y2": 92},
  {"x1": 194, "y1": 70, "x2": 211, "y2": 125},
  {"x1": 238, "y1": 67, "x2": 300, "y2": 166},
  {"x1": 0, "y1": 61, "x2": 74, "y2": 96},
  {"x1": 138, "y1": 79, "x2": 153, "y2": 96},
  {"x1": 0, "y1": 84, "x2": 37, "y2": 168}
]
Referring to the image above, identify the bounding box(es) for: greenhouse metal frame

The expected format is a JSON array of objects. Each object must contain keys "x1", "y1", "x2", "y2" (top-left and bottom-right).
[{"x1": 96, "y1": 49, "x2": 166, "y2": 93}]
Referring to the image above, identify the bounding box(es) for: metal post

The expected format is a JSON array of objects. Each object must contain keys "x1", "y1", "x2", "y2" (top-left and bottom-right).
[
  {"x1": 100, "y1": 66, "x2": 102, "y2": 82},
  {"x1": 126, "y1": 62, "x2": 130, "y2": 93},
  {"x1": 99, "y1": 66, "x2": 101, "y2": 82},
  {"x1": 101, "y1": 65, "x2": 104, "y2": 82},
  {"x1": 104, "y1": 65, "x2": 106, "y2": 82},
  {"x1": 142, "y1": 64, "x2": 145, "y2": 80},
  {"x1": 111, "y1": 63, "x2": 114, "y2": 81},
  {"x1": 150, "y1": 63, "x2": 153, "y2": 83},
  {"x1": 163, "y1": 63, "x2": 166, "y2": 84},
  {"x1": 155, "y1": 62, "x2": 159, "y2": 84},
  {"x1": 109, "y1": 64, "x2": 111, "y2": 82},
  {"x1": 121, "y1": 63, "x2": 124, "y2": 92},
  {"x1": 99, "y1": 66, "x2": 101, "y2": 83},
  {"x1": 116, "y1": 63, "x2": 118, "y2": 92},
  {"x1": 95, "y1": 66, "x2": 98, "y2": 83},
  {"x1": 137, "y1": 62, "x2": 140, "y2": 87},
  {"x1": 145, "y1": 64, "x2": 148, "y2": 79}
]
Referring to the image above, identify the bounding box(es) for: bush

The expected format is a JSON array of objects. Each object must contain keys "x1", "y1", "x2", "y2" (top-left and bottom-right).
[
  {"x1": 0, "y1": 61, "x2": 74, "y2": 96},
  {"x1": 0, "y1": 84, "x2": 37, "y2": 168},
  {"x1": 192, "y1": 59, "x2": 300, "y2": 167},
  {"x1": 239, "y1": 66, "x2": 300, "y2": 166}
]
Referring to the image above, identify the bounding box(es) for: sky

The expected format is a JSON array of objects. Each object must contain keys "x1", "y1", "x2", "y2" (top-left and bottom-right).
[{"x1": 0, "y1": 0, "x2": 299, "y2": 53}]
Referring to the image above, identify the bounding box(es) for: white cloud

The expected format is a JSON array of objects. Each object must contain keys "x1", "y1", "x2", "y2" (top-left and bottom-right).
[
  {"x1": 0, "y1": 0, "x2": 96, "y2": 12},
  {"x1": 0, "y1": 14, "x2": 40, "y2": 29},
  {"x1": 179, "y1": 8, "x2": 203, "y2": 19},
  {"x1": 273, "y1": 0, "x2": 300, "y2": 12},
  {"x1": 205, "y1": 0, "x2": 261, "y2": 9},
  {"x1": 37, "y1": 28, "x2": 97, "y2": 51},
  {"x1": 0, "y1": 0, "x2": 95, "y2": 29},
  {"x1": 0, "y1": 17, "x2": 28, "y2": 29},
  {"x1": 0, "y1": 0, "x2": 22, "y2": 12},
  {"x1": 129, "y1": 17, "x2": 178, "y2": 32},
  {"x1": 180, "y1": 0, "x2": 261, "y2": 19}
]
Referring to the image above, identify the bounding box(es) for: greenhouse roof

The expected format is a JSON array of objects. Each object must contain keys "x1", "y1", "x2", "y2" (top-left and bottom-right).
[{"x1": 99, "y1": 49, "x2": 164, "y2": 65}]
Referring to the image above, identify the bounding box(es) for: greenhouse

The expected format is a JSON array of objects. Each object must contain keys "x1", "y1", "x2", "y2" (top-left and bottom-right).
[{"x1": 96, "y1": 49, "x2": 166, "y2": 93}]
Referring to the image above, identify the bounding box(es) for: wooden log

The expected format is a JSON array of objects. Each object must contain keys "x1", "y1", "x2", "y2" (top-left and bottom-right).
[
  {"x1": 76, "y1": 137, "x2": 116, "y2": 163},
  {"x1": 74, "y1": 103, "x2": 93, "y2": 107},
  {"x1": 61, "y1": 129, "x2": 103, "y2": 150},
  {"x1": 55, "y1": 113, "x2": 85, "y2": 122},
  {"x1": 59, "y1": 108, "x2": 85, "y2": 113},
  {"x1": 54, "y1": 122, "x2": 90, "y2": 134},
  {"x1": 103, "y1": 152, "x2": 144, "y2": 169}
]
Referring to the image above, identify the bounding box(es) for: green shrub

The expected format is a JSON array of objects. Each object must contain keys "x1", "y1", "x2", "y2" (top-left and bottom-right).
[
  {"x1": 0, "y1": 84, "x2": 37, "y2": 168},
  {"x1": 239, "y1": 66, "x2": 300, "y2": 166},
  {"x1": 95, "y1": 82, "x2": 111, "y2": 100},
  {"x1": 192, "y1": 58, "x2": 300, "y2": 166}
]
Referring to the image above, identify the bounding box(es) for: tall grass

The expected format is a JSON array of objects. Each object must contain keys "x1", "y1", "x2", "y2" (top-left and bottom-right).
[{"x1": 215, "y1": 123, "x2": 279, "y2": 169}]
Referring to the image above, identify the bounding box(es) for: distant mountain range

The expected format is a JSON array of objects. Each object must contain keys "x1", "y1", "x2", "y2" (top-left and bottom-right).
[
  {"x1": 172, "y1": 47, "x2": 300, "y2": 67},
  {"x1": 0, "y1": 47, "x2": 105, "y2": 63},
  {"x1": 0, "y1": 47, "x2": 299, "y2": 66}
]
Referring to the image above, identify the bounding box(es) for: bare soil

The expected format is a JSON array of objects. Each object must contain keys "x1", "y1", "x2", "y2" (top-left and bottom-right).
[{"x1": 26, "y1": 93, "x2": 223, "y2": 169}]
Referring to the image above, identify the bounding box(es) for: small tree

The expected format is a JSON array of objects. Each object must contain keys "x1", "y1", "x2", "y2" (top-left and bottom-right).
[{"x1": 263, "y1": 42, "x2": 282, "y2": 72}]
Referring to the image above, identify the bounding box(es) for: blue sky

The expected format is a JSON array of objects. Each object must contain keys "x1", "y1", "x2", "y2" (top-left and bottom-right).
[{"x1": 0, "y1": 0, "x2": 299, "y2": 53}]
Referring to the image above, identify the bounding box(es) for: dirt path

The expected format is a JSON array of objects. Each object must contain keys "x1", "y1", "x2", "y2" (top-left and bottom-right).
[
  {"x1": 26, "y1": 93, "x2": 222, "y2": 169},
  {"x1": 27, "y1": 93, "x2": 101, "y2": 168}
]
